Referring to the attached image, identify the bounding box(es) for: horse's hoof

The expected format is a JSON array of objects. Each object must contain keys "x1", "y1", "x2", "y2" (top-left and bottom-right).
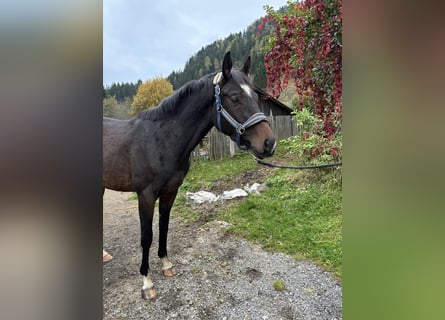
[
  {"x1": 141, "y1": 287, "x2": 157, "y2": 300},
  {"x1": 103, "y1": 250, "x2": 113, "y2": 263},
  {"x1": 162, "y1": 267, "x2": 177, "y2": 277}
]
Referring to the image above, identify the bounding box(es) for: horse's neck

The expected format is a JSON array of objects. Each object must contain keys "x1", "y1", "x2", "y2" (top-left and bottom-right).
[
  {"x1": 170, "y1": 88, "x2": 215, "y2": 158},
  {"x1": 180, "y1": 100, "x2": 214, "y2": 156}
]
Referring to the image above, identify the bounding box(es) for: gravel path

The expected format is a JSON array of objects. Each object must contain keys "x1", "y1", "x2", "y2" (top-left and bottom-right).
[{"x1": 103, "y1": 190, "x2": 342, "y2": 320}]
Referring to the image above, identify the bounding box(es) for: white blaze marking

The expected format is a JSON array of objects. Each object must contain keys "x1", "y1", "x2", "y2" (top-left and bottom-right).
[
  {"x1": 142, "y1": 275, "x2": 153, "y2": 290},
  {"x1": 161, "y1": 257, "x2": 174, "y2": 270},
  {"x1": 240, "y1": 84, "x2": 254, "y2": 98}
]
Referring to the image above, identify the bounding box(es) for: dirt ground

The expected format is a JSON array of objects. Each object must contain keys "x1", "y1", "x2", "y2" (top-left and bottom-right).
[{"x1": 103, "y1": 170, "x2": 342, "y2": 320}]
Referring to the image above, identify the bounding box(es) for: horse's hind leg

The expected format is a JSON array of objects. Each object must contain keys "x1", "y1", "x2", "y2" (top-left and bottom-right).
[
  {"x1": 137, "y1": 188, "x2": 157, "y2": 300},
  {"x1": 158, "y1": 190, "x2": 178, "y2": 277}
]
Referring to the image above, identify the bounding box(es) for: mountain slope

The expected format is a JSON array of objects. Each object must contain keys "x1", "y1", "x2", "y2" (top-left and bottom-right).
[{"x1": 167, "y1": 17, "x2": 276, "y2": 90}]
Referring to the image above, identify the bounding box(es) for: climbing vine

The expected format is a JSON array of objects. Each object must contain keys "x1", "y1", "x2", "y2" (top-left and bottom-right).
[{"x1": 260, "y1": 0, "x2": 342, "y2": 137}]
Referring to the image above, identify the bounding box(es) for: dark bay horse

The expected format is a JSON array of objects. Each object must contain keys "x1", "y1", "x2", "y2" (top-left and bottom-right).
[{"x1": 103, "y1": 52, "x2": 276, "y2": 300}]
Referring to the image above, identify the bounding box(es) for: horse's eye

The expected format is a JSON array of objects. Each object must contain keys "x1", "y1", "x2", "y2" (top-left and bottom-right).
[{"x1": 230, "y1": 95, "x2": 239, "y2": 104}]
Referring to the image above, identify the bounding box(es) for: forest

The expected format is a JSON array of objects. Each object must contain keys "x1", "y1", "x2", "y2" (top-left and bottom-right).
[
  {"x1": 166, "y1": 17, "x2": 276, "y2": 90},
  {"x1": 103, "y1": 80, "x2": 142, "y2": 102}
]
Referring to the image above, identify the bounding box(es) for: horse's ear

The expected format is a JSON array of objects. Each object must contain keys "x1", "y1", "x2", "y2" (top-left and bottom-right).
[
  {"x1": 222, "y1": 51, "x2": 232, "y2": 80},
  {"x1": 242, "y1": 56, "x2": 251, "y2": 75}
]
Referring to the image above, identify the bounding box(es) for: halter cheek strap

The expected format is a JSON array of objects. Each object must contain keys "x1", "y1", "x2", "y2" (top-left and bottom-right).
[{"x1": 213, "y1": 73, "x2": 268, "y2": 150}]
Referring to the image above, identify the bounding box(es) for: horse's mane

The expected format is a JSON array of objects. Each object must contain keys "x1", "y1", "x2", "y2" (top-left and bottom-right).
[{"x1": 136, "y1": 74, "x2": 214, "y2": 121}]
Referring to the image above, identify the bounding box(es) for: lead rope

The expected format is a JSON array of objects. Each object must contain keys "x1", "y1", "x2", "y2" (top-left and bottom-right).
[
  {"x1": 255, "y1": 158, "x2": 342, "y2": 169},
  {"x1": 248, "y1": 149, "x2": 342, "y2": 169}
]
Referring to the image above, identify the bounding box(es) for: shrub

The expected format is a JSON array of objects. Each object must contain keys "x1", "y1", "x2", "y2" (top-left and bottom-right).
[{"x1": 281, "y1": 108, "x2": 342, "y2": 165}]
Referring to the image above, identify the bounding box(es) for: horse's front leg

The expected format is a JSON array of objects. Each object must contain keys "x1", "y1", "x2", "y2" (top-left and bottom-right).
[
  {"x1": 137, "y1": 189, "x2": 157, "y2": 300},
  {"x1": 158, "y1": 190, "x2": 178, "y2": 277}
]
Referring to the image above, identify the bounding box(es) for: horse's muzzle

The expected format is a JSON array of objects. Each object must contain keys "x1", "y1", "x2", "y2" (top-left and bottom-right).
[{"x1": 243, "y1": 121, "x2": 277, "y2": 159}]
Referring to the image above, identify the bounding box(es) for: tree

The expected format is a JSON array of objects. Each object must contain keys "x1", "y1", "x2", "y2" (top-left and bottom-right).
[
  {"x1": 260, "y1": 0, "x2": 342, "y2": 137},
  {"x1": 131, "y1": 77, "x2": 174, "y2": 115},
  {"x1": 103, "y1": 96, "x2": 132, "y2": 119}
]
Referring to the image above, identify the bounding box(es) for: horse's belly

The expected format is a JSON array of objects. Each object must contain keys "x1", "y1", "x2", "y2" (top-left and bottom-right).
[
  {"x1": 103, "y1": 153, "x2": 134, "y2": 191},
  {"x1": 103, "y1": 120, "x2": 135, "y2": 191}
]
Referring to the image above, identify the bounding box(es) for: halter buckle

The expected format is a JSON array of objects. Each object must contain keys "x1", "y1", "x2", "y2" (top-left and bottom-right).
[{"x1": 237, "y1": 125, "x2": 245, "y2": 135}]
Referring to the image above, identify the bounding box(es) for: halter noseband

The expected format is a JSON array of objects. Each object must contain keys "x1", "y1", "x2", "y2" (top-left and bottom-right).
[{"x1": 213, "y1": 72, "x2": 268, "y2": 150}]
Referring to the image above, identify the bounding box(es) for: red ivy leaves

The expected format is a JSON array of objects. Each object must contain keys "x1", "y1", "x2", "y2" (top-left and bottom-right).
[{"x1": 259, "y1": 0, "x2": 342, "y2": 137}]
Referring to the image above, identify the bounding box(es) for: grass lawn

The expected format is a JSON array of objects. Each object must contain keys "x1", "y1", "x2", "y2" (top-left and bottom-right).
[
  {"x1": 220, "y1": 167, "x2": 342, "y2": 277},
  {"x1": 177, "y1": 150, "x2": 342, "y2": 277}
]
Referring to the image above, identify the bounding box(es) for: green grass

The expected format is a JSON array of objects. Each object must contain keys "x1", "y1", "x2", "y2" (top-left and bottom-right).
[
  {"x1": 219, "y1": 168, "x2": 342, "y2": 277},
  {"x1": 179, "y1": 153, "x2": 257, "y2": 192},
  {"x1": 176, "y1": 150, "x2": 342, "y2": 277},
  {"x1": 128, "y1": 192, "x2": 138, "y2": 201},
  {"x1": 272, "y1": 279, "x2": 287, "y2": 291},
  {"x1": 174, "y1": 152, "x2": 257, "y2": 221}
]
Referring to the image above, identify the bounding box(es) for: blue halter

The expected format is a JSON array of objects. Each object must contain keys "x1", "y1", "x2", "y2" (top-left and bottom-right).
[{"x1": 213, "y1": 73, "x2": 268, "y2": 150}]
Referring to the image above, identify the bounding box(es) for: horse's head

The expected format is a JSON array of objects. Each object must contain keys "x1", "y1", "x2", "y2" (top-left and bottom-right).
[{"x1": 212, "y1": 52, "x2": 277, "y2": 159}]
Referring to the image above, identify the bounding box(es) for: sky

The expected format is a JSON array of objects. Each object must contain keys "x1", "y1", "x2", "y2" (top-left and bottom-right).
[{"x1": 103, "y1": 0, "x2": 287, "y2": 86}]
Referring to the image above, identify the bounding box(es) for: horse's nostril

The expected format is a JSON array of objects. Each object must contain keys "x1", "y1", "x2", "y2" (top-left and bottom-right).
[{"x1": 264, "y1": 138, "x2": 277, "y2": 155}]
